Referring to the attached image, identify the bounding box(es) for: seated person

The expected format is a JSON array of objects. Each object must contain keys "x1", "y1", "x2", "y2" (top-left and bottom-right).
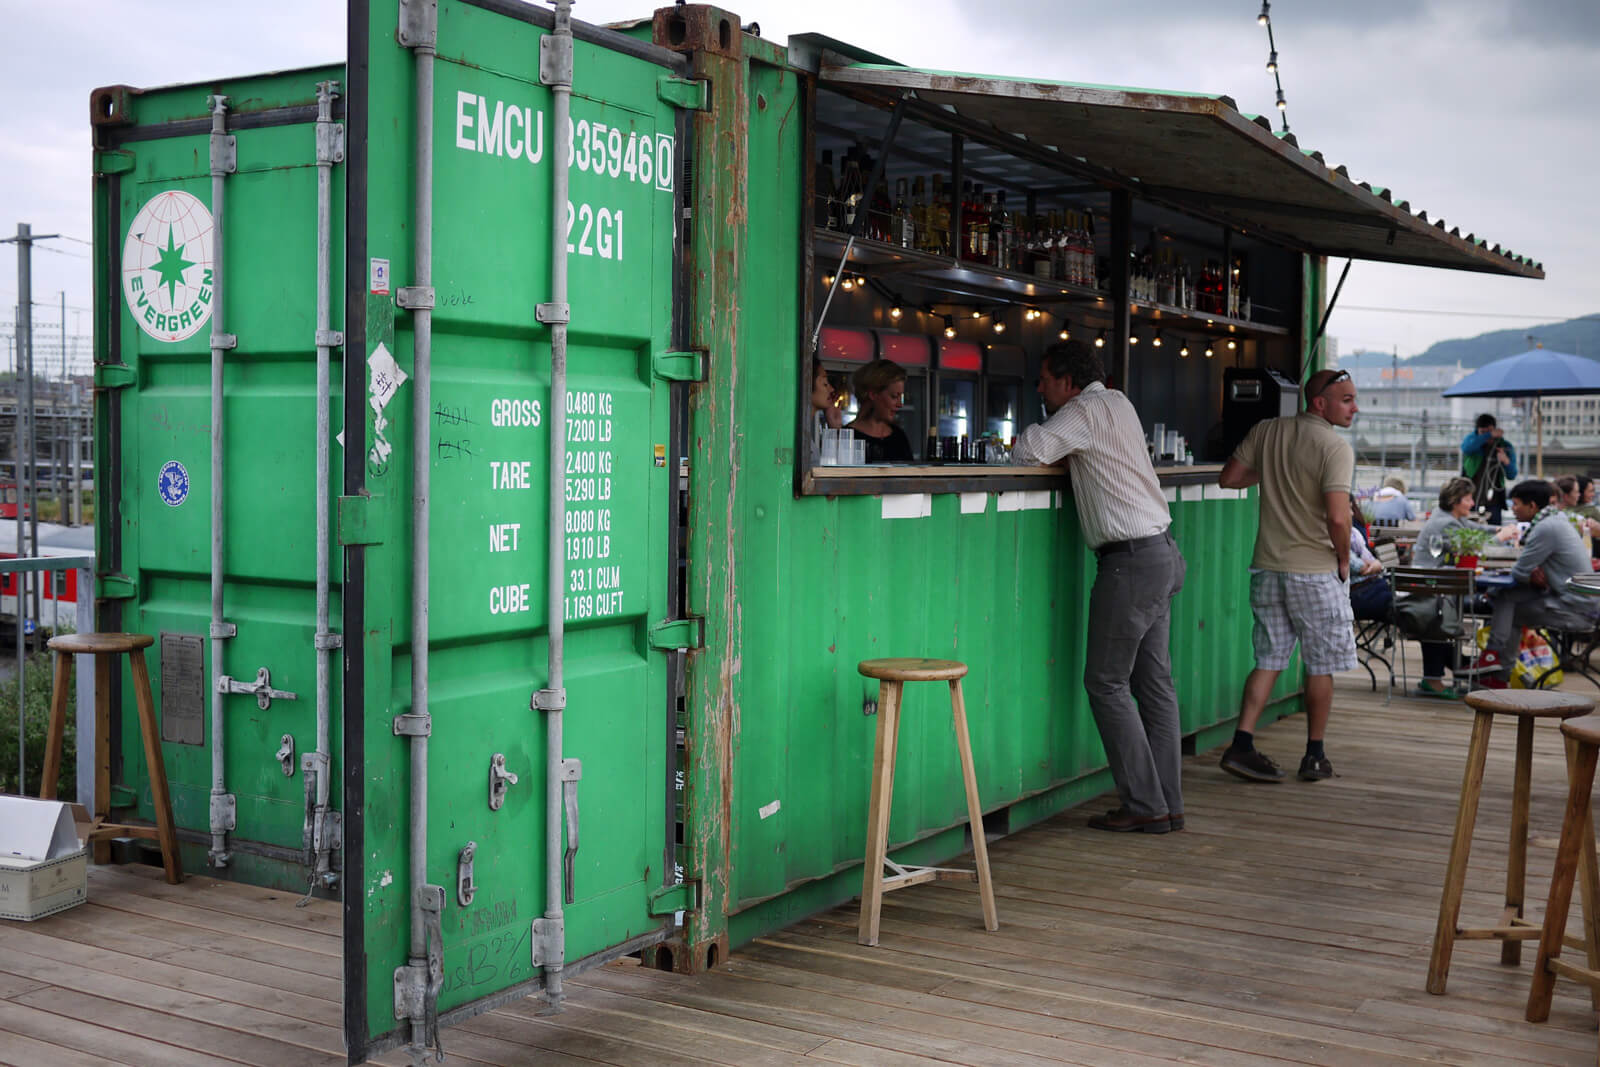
[
  {"x1": 1474, "y1": 479, "x2": 1600, "y2": 688},
  {"x1": 809, "y1": 358, "x2": 843, "y2": 460},
  {"x1": 1371, "y1": 476, "x2": 1417, "y2": 522},
  {"x1": 846, "y1": 359, "x2": 914, "y2": 464},
  {"x1": 1556, "y1": 473, "x2": 1600, "y2": 545},
  {"x1": 1408, "y1": 477, "x2": 1480, "y2": 699},
  {"x1": 1349, "y1": 527, "x2": 1391, "y2": 620}
]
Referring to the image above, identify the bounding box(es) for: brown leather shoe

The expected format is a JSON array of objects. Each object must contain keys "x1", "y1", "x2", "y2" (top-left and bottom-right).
[
  {"x1": 1087, "y1": 808, "x2": 1173, "y2": 834},
  {"x1": 1168, "y1": 812, "x2": 1185, "y2": 831}
]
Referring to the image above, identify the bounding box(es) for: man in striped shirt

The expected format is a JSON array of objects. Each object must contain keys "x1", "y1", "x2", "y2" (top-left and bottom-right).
[{"x1": 1013, "y1": 341, "x2": 1187, "y2": 834}]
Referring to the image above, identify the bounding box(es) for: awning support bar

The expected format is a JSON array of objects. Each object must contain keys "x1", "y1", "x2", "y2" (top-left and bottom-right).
[{"x1": 1301, "y1": 258, "x2": 1352, "y2": 382}]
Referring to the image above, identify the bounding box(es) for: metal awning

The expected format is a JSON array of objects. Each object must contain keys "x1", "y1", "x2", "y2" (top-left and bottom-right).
[{"x1": 818, "y1": 63, "x2": 1542, "y2": 280}]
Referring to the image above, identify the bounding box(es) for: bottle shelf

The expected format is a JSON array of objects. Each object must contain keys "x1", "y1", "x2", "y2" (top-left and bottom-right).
[{"x1": 814, "y1": 228, "x2": 1288, "y2": 338}]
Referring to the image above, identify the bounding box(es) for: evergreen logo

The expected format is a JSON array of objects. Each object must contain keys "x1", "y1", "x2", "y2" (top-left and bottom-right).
[{"x1": 122, "y1": 190, "x2": 217, "y2": 343}]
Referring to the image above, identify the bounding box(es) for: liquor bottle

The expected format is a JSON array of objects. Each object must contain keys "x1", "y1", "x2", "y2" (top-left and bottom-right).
[
  {"x1": 1083, "y1": 212, "x2": 1099, "y2": 289},
  {"x1": 957, "y1": 180, "x2": 975, "y2": 260},
  {"x1": 929, "y1": 174, "x2": 952, "y2": 255},
  {"x1": 839, "y1": 150, "x2": 862, "y2": 232},
  {"x1": 893, "y1": 178, "x2": 914, "y2": 248},
  {"x1": 1054, "y1": 212, "x2": 1071, "y2": 283},
  {"x1": 815, "y1": 149, "x2": 837, "y2": 230},
  {"x1": 910, "y1": 176, "x2": 928, "y2": 251},
  {"x1": 977, "y1": 190, "x2": 994, "y2": 264},
  {"x1": 868, "y1": 166, "x2": 893, "y2": 243}
]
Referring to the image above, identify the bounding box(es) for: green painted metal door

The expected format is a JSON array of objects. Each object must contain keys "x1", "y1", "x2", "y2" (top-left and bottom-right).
[{"x1": 346, "y1": 1, "x2": 686, "y2": 1056}]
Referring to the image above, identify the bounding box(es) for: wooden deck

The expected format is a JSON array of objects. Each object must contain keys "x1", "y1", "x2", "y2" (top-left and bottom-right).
[{"x1": 5, "y1": 666, "x2": 1600, "y2": 1065}]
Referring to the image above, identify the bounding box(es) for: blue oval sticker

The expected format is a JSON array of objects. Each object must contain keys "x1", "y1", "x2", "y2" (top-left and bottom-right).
[{"x1": 158, "y1": 460, "x2": 190, "y2": 507}]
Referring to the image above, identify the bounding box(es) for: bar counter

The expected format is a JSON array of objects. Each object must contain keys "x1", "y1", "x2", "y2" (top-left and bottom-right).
[{"x1": 804, "y1": 462, "x2": 1225, "y2": 496}]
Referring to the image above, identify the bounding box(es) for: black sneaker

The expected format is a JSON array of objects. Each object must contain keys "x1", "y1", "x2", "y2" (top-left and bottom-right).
[
  {"x1": 1220, "y1": 746, "x2": 1285, "y2": 783},
  {"x1": 1297, "y1": 754, "x2": 1335, "y2": 781}
]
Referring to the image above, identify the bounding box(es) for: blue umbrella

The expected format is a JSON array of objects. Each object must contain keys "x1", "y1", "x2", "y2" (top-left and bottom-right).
[{"x1": 1442, "y1": 348, "x2": 1600, "y2": 475}]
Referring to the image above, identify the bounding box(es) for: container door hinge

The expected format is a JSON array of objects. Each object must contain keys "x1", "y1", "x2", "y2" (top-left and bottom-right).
[
  {"x1": 396, "y1": 286, "x2": 435, "y2": 310},
  {"x1": 536, "y1": 303, "x2": 570, "y2": 325},
  {"x1": 393, "y1": 885, "x2": 445, "y2": 1057},
  {"x1": 652, "y1": 349, "x2": 706, "y2": 383},
  {"x1": 218, "y1": 667, "x2": 298, "y2": 711},
  {"x1": 94, "y1": 150, "x2": 135, "y2": 176},
  {"x1": 648, "y1": 617, "x2": 704, "y2": 651},
  {"x1": 98, "y1": 573, "x2": 137, "y2": 600},
  {"x1": 209, "y1": 792, "x2": 237, "y2": 831},
  {"x1": 338, "y1": 493, "x2": 387, "y2": 545},
  {"x1": 658, "y1": 76, "x2": 709, "y2": 111},
  {"x1": 540, "y1": 32, "x2": 574, "y2": 88},
  {"x1": 393, "y1": 711, "x2": 432, "y2": 737},
  {"x1": 93, "y1": 363, "x2": 136, "y2": 390},
  {"x1": 530, "y1": 914, "x2": 565, "y2": 968},
  {"x1": 396, "y1": 0, "x2": 439, "y2": 50},
  {"x1": 648, "y1": 881, "x2": 700, "y2": 916}
]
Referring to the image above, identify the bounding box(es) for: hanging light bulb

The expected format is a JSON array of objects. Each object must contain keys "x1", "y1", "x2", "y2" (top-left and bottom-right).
[
  {"x1": 1058, "y1": 327, "x2": 1070, "y2": 341},
  {"x1": 1129, "y1": 332, "x2": 1140, "y2": 345},
  {"x1": 1204, "y1": 343, "x2": 1215, "y2": 358},
  {"x1": 943, "y1": 315, "x2": 957, "y2": 339},
  {"x1": 1257, "y1": 1, "x2": 1270, "y2": 25},
  {"x1": 1266, "y1": 50, "x2": 1278, "y2": 73},
  {"x1": 840, "y1": 274, "x2": 856, "y2": 291},
  {"x1": 1094, "y1": 330, "x2": 1106, "y2": 349},
  {"x1": 1276, "y1": 89, "x2": 1287, "y2": 112},
  {"x1": 1226, "y1": 338, "x2": 1238, "y2": 351},
  {"x1": 971, "y1": 308, "x2": 982, "y2": 319},
  {"x1": 1179, "y1": 341, "x2": 1190, "y2": 358},
  {"x1": 993, "y1": 319, "x2": 1006, "y2": 334},
  {"x1": 889, "y1": 305, "x2": 903, "y2": 321},
  {"x1": 822, "y1": 272, "x2": 835, "y2": 287},
  {"x1": 1152, "y1": 330, "x2": 1164, "y2": 348}
]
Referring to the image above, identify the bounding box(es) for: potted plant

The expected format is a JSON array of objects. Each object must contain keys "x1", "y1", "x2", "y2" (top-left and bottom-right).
[{"x1": 1444, "y1": 525, "x2": 1493, "y2": 569}]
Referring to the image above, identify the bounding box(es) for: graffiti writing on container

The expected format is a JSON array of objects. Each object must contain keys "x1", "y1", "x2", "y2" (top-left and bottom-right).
[
  {"x1": 453, "y1": 91, "x2": 674, "y2": 193},
  {"x1": 442, "y1": 922, "x2": 530, "y2": 996},
  {"x1": 437, "y1": 439, "x2": 475, "y2": 460}
]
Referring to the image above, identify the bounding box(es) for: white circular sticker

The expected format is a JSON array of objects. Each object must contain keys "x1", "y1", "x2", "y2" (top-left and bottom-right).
[{"x1": 122, "y1": 190, "x2": 217, "y2": 343}]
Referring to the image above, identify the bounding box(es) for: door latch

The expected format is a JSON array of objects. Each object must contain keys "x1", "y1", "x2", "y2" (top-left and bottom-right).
[
  {"x1": 561, "y1": 758, "x2": 582, "y2": 905},
  {"x1": 276, "y1": 734, "x2": 295, "y2": 777},
  {"x1": 219, "y1": 667, "x2": 299, "y2": 710},
  {"x1": 488, "y1": 753, "x2": 519, "y2": 811},
  {"x1": 457, "y1": 841, "x2": 477, "y2": 907}
]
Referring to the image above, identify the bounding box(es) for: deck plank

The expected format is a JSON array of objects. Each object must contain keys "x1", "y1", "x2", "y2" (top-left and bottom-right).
[{"x1": 5, "y1": 666, "x2": 1600, "y2": 1064}]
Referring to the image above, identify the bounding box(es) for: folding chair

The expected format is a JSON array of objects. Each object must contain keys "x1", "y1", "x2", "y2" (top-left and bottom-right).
[
  {"x1": 1532, "y1": 575, "x2": 1600, "y2": 691},
  {"x1": 1391, "y1": 566, "x2": 1476, "y2": 698},
  {"x1": 1351, "y1": 538, "x2": 1404, "y2": 698}
]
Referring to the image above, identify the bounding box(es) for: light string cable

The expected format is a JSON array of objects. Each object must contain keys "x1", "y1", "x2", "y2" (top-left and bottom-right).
[{"x1": 1258, "y1": 2, "x2": 1290, "y2": 135}]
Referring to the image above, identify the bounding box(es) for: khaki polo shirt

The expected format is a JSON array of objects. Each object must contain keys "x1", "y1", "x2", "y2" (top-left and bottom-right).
[{"x1": 1233, "y1": 412, "x2": 1354, "y2": 573}]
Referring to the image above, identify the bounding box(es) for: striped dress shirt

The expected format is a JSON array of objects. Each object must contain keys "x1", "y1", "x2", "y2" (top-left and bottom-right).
[{"x1": 1012, "y1": 381, "x2": 1171, "y2": 550}]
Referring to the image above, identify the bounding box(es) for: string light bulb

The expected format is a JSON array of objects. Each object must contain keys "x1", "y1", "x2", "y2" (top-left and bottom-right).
[
  {"x1": 1257, "y1": 1, "x2": 1269, "y2": 25},
  {"x1": 1226, "y1": 338, "x2": 1238, "y2": 351},
  {"x1": 1094, "y1": 330, "x2": 1106, "y2": 349},
  {"x1": 1179, "y1": 341, "x2": 1190, "y2": 358},
  {"x1": 1204, "y1": 343, "x2": 1215, "y2": 358},
  {"x1": 1152, "y1": 331, "x2": 1164, "y2": 348},
  {"x1": 1129, "y1": 332, "x2": 1140, "y2": 345},
  {"x1": 943, "y1": 315, "x2": 957, "y2": 339},
  {"x1": 971, "y1": 308, "x2": 982, "y2": 319},
  {"x1": 1266, "y1": 50, "x2": 1278, "y2": 73},
  {"x1": 889, "y1": 305, "x2": 903, "y2": 321},
  {"x1": 993, "y1": 320, "x2": 1006, "y2": 334},
  {"x1": 822, "y1": 272, "x2": 835, "y2": 287},
  {"x1": 1276, "y1": 88, "x2": 1287, "y2": 111},
  {"x1": 840, "y1": 274, "x2": 856, "y2": 291},
  {"x1": 1058, "y1": 327, "x2": 1070, "y2": 341}
]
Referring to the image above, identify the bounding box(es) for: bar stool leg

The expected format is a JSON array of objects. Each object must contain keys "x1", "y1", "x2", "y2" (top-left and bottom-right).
[
  {"x1": 92, "y1": 652, "x2": 113, "y2": 865},
  {"x1": 128, "y1": 649, "x2": 183, "y2": 884},
  {"x1": 39, "y1": 649, "x2": 73, "y2": 800},
  {"x1": 859, "y1": 680, "x2": 903, "y2": 947},
  {"x1": 1577, "y1": 801, "x2": 1600, "y2": 1014},
  {"x1": 1504, "y1": 715, "x2": 1535, "y2": 966},
  {"x1": 1527, "y1": 735, "x2": 1599, "y2": 1022},
  {"x1": 949, "y1": 678, "x2": 998, "y2": 933},
  {"x1": 1428, "y1": 709, "x2": 1494, "y2": 994}
]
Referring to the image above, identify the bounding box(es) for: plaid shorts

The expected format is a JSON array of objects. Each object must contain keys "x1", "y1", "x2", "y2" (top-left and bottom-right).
[{"x1": 1249, "y1": 570, "x2": 1357, "y2": 675}]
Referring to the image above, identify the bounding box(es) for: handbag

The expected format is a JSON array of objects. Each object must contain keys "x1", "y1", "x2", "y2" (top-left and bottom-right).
[{"x1": 1394, "y1": 593, "x2": 1461, "y2": 642}]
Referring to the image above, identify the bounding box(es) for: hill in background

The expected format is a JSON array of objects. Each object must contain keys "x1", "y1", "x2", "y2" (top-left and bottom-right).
[{"x1": 1343, "y1": 312, "x2": 1600, "y2": 369}]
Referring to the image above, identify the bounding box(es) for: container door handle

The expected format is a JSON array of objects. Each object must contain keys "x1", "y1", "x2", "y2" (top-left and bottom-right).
[{"x1": 560, "y1": 758, "x2": 582, "y2": 905}]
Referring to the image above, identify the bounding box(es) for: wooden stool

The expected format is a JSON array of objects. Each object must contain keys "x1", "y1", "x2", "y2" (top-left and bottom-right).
[
  {"x1": 1426, "y1": 688, "x2": 1594, "y2": 994},
  {"x1": 1526, "y1": 711, "x2": 1600, "y2": 1023},
  {"x1": 856, "y1": 657, "x2": 998, "y2": 947},
  {"x1": 40, "y1": 632, "x2": 182, "y2": 884}
]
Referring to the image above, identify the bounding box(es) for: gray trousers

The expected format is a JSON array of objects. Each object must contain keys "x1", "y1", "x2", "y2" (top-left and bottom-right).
[
  {"x1": 1084, "y1": 532, "x2": 1186, "y2": 819},
  {"x1": 1489, "y1": 586, "x2": 1596, "y2": 673}
]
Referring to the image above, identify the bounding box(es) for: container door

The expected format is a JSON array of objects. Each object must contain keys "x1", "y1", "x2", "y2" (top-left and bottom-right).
[
  {"x1": 91, "y1": 71, "x2": 347, "y2": 889},
  {"x1": 345, "y1": 1, "x2": 688, "y2": 1057}
]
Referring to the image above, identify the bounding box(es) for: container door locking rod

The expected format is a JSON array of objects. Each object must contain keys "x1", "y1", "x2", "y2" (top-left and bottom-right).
[{"x1": 809, "y1": 92, "x2": 909, "y2": 355}]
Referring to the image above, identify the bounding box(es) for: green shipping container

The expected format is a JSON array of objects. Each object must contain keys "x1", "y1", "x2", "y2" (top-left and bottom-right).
[{"x1": 89, "y1": 2, "x2": 1539, "y2": 1060}]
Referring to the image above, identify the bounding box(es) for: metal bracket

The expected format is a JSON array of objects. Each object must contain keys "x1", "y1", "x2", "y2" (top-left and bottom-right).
[
  {"x1": 323, "y1": 810, "x2": 344, "y2": 856},
  {"x1": 209, "y1": 333, "x2": 238, "y2": 351},
  {"x1": 98, "y1": 573, "x2": 137, "y2": 600},
  {"x1": 276, "y1": 734, "x2": 296, "y2": 777},
  {"x1": 209, "y1": 134, "x2": 237, "y2": 177},
  {"x1": 657, "y1": 76, "x2": 709, "y2": 111},
  {"x1": 396, "y1": 0, "x2": 438, "y2": 49},
  {"x1": 316, "y1": 121, "x2": 345, "y2": 166},
  {"x1": 530, "y1": 914, "x2": 565, "y2": 968},
  {"x1": 93, "y1": 150, "x2": 136, "y2": 175},
  {"x1": 561, "y1": 758, "x2": 582, "y2": 905},
  {"x1": 539, "y1": 32, "x2": 574, "y2": 88},
  {"x1": 651, "y1": 349, "x2": 706, "y2": 383},
  {"x1": 531, "y1": 687, "x2": 567, "y2": 712},
  {"x1": 93, "y1": 363, "x2": 136, "y2": 390},
  {"x1": 396, "y1": 286, "x2": 435, "y2": 310},
  {"x1": 218, "y1": 667, "x2": 299, "y2": 711},
  {"x1": 648, "y1": 617, "x2": 704, "y2": 651},
  {"x1": 209, "y1": 621, "x2": 237, "y2": 640},
  {"x1": 393, "y1": 712, "x2": 432, "y2": 737},
  {"x1": 535, "y1": 302, "x2": 570, "y2": 325},
  {"x1": 457, "y1": 842, "x2": 477, "y2": 907},
  {"x1": 315, "y1": 329, "x2": 345, "y2": 348},
  {"x1": 314, "y1": 632, "x2": 343, "y2": 651},
  {"x1": 488, "y1": 753, "x2": 519, "y2": 811},
  {"x1": 338, "y1": 493, "x2": 388, "y2": 546},
  {"x1": 209, "y1": 792, "x2": 237, "y2": 831},
  {"x1": 648, "y1": 881, "x2": 700, "y2": 916}
]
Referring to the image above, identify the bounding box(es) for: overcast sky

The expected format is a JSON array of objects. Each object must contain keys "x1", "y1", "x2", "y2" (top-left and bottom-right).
[{"x1": 4, "y1": 0, "x2": 1595, "y2": 368}]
